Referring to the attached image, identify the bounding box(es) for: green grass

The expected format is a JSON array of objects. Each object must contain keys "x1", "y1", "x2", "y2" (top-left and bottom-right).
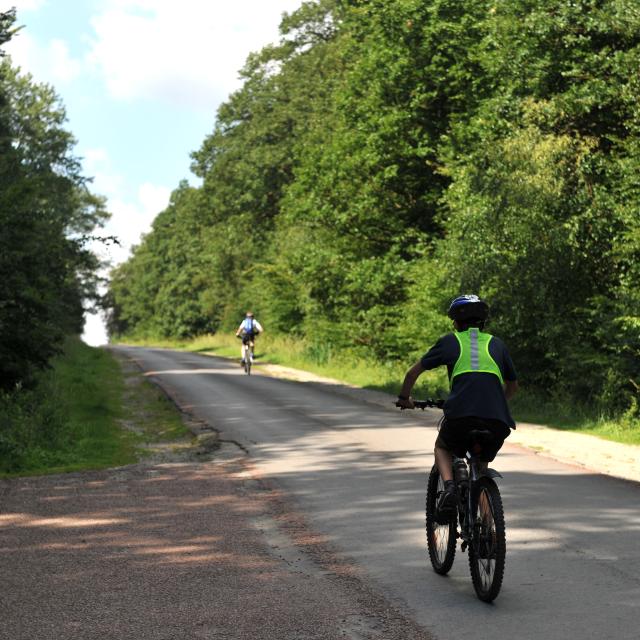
[
  {"x1": 117, "y1": 354, "x2": 191, "y2": 446},
  {"x1": 0, "y1": 337, "x2": 191, "y2": 476},
  {"x1": 118, "y1": 332, "x2": 640, "y2": 446},
  {"x1": 510, "y1": 391, "x2": 640, "y2": 445}
]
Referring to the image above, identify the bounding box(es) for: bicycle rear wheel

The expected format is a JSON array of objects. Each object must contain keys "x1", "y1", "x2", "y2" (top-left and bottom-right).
[
  {"x1": 426, "y1": 465, "x2": 457, "y2": 575},
  {"x1": 468, "y1": 477, "x2": 506, "y2": 602},
  {"x1": 242, "y1": 344, "x2": 251, "y2": 375}
]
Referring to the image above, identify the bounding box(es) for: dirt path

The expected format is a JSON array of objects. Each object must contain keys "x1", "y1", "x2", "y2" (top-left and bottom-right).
[{"x1": 0, "y1": 443, "x2": 433, "y2": 640}]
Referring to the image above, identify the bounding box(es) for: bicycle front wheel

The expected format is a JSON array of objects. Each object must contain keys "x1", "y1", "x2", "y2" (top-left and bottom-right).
[
  {"x1": 425, "y1": 465, "x2": 457, "y2": 575},
  {"x1": 468, "y1": 476, "x2": 506, "y2": 602}
]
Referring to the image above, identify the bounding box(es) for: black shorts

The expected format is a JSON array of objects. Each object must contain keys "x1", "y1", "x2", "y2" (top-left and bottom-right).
[
  {"x1": 435, "y1": 417, "x2": 511, "y2": 462},
  {"x1": 241, "y1": 333, "x2": 256, "y2": 345}
]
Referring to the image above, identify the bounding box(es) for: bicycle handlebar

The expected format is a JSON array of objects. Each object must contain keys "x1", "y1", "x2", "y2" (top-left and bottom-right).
[{"x1": 395, "y1": 398, "x2": 445, "y2": 410}]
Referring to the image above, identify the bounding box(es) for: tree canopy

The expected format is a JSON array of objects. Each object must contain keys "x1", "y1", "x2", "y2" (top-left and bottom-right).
[
  {"x1": 0, "y1": 9, "x2": 107, "y2": 389},
  {"x1": 108, "y1": 0, "x2": 640, "y2": 419}
]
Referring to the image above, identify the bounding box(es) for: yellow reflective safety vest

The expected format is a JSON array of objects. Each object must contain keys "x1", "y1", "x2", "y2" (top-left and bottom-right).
[{"x1": 451, "y1": 328, "x2": 504, "y2": 387}]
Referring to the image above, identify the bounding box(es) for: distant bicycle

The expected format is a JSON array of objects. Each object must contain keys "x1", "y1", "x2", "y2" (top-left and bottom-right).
[
  {"x1": 237, "y1": 336, "x2": 254, "y2": 375},
  {"x1": 397, "y1": 399, "x2": 507, "y2": 602}
]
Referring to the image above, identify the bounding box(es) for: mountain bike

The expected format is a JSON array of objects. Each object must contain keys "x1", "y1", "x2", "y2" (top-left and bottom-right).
[
  {"x1": 397, "y1": 399, "x2": 506, "y2": 603},
  {"x1": 239, "y1": 336, "x2": 255, "y2": 375}
]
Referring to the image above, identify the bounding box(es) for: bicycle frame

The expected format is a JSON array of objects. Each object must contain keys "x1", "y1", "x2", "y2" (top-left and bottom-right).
[
  {"x1": 401, "y1": 397, "x2": 499, "y2": 529},
  {"x1": 399, "y1": 397, "x2": 507, "y2": 601},
  {"x1": 456, "y1": 455, "x2": 502, "y2": 551},
  {"x1": 237, "y1": 333, "x2": 256, "y2": 374},
  {"x1": 242, "y1": 341, "x2": 254, "y2": 361}
]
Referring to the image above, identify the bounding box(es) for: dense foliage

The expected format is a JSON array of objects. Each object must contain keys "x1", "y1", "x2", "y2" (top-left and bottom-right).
[
  {"x1": 0, "y1": 9, "x2": 107, "y2": 391},
  {"x1": 108, "y1": 0, "x2": 640, "y2": 421}
]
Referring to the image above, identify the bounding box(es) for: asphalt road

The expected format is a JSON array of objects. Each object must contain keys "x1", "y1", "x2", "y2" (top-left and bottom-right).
[{"x1": 119, "y1": 347, "x2": 640, "y2": 639}]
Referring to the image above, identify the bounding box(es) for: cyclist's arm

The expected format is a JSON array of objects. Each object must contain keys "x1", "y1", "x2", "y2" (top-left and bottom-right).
[
  {"x1": 398, "y1": 361, "x2": 425, "y2": 408},
  {"x1": 504, "y1": 379, "x2": 518, "y2": 400},
  {"x1": 254, "y1": 320, "x2": 264, "y2": 334},
  {"x1": 397, "y1": 336, "x2": 451, "y2": 408},
  {"x1": 235, "y1": 323, "x2": 243, "y2": 336},
  {"x1": 499, "y1": 342, "x2": 518, "y2": 400}
]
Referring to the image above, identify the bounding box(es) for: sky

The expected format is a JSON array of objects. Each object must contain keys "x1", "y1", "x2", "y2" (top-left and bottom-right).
[{"x1": 2, "y1": 0, "x2": 302, "y2": 344}]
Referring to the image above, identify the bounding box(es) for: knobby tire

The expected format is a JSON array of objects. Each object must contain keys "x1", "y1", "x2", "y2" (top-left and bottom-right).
[
  {"x1": 468, "y1": 476, "x2": 506, "y2": 602},
  {"x1": 426, "y1": 465, "x2": 457, "y2": 575},
  {"x1": 242, "y1": 343, "x2": 252, "y2": 375}
]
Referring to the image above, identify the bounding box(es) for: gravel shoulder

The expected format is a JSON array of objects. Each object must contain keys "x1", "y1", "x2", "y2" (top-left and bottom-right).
[
  {"x1": 0, "y1": 445, "x2": 434, "y2": 640},
  {"x1": 0, "y1": 352, "x2": 435, "y2": 640}
]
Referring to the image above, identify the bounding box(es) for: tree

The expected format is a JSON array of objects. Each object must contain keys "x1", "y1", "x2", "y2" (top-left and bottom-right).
[
  {"x1": 0, "y1": 18, "x2": 107, "y2": 388},
  {"x1": 107, "y1": 0, "x2": 640, "y2": 420}
]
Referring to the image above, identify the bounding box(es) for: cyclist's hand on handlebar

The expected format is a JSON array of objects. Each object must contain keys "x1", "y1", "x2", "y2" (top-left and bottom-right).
[{"x1": 395, "y1": 396, "x2": 415, "y2": 410}]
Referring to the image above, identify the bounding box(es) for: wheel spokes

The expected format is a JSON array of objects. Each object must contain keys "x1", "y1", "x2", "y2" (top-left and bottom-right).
[
  {"x1": 434, "y1": 525, "x2": 448, "y2": 559},
  {"x1": 475, "y1": 488, "x2": 497, "y2": 590},
  {"x1": 430, "y1": 474, "x2": 453, "y2": 564}
]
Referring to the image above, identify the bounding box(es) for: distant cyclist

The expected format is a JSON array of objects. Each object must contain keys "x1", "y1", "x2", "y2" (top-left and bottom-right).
[
  {"x1": 235, "y1": 311, "x2": 264, "y2": 365},
  {"x1": 397, "y1": 295, "x2": 518, "y2": 518}
]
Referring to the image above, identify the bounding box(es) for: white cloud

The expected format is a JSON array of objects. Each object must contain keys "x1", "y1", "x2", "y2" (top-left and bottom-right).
[
  {"x1": 138, "y1": 182, "x2": 170, "y2": 218},
  {"x1": 83, "y1": 147, "x2": 125, "y2": 198},
  {"x1": 3, "y1": 29, "x2": 37, "y2": 73},
  {"x1": 4, "y1": 31, "x2": 82, "y2": 85},
  {"x1": 4, "y1": 1, "x2": 303, "y2": 105},
  {"x1": 86, "y1": 0, "x2": 302, "y2": 108},
  {"x1": 101, "y1": 183, "x2": 171, "y2": 265},
  {"x1": 82, "y1": 146, "x2": 170, "y2": 265},
  {"x1": 49, "y1": 38, "x2": 82, "y2": 82},
  {"x1": 82, "y1": 156, "x2": 171, "y2": 346},
  {"x1": 2, "y1": 0, "x2": 48, "y2": 12}
]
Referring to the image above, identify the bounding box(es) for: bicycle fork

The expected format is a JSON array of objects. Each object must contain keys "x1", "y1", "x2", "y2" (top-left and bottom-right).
[
  {"x1": 457, "y1": 459, "x2": 480, "y2": 553},
  {"x1": 242, "y1": 343, "x2": 254, "y2": 361}
]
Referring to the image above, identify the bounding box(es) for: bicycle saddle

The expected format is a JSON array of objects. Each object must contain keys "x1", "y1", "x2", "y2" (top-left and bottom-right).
[{"x1": 466, "y1": 429, "x2": 496, "y2": 455}]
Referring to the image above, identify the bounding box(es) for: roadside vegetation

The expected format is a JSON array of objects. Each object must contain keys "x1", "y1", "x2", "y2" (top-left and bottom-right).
[
  {"x1": 0, "y1": 337, "x2": 191, "y2": 476},
  {"x1": 0, "y1": 10, "x2": 135, "y2": 475},
  {"x1": 0, "y1": 10, "x2": 107, "y2": 393},
  {"x1": 108, "y1": 1, "x2": 639, "y2": 443}
]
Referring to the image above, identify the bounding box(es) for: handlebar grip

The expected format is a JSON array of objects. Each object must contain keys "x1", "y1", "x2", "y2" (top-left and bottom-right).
[{"x1": 396, "y1": 399, "x2": 445, "y2": 410}]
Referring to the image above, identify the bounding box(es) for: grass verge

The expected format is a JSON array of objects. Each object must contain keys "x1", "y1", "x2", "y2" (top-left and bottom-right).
[
  {"x1": 0, "y1": 337, "x2": 191, "y2": 476},
  {"x1": 119, "y1": 332, "x2": 640, "y2": 446},
  {"x1": 509, "y1": 391, "x2": 640, "y2": 445}
]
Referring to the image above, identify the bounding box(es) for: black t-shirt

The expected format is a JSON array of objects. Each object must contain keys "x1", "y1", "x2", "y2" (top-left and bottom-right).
[{"x1": 420, "y1": 332, "x2": 517, "y2": 428}]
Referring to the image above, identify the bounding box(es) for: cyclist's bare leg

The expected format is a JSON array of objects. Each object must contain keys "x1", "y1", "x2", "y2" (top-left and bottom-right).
[
  {"x1": 478, "y1": 483, "x2": 492, "y2": 525},
  {"x1": 435, "y1": 446, "x2": 454, "y2": 482}
]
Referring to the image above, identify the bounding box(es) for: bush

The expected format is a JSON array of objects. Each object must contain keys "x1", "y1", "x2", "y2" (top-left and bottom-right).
[{"x1": 0, "y1": 376, "x2": 69, "y2": 473}]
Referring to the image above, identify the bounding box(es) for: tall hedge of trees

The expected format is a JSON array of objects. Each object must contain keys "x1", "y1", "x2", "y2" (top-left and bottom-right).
[
  {"x1": 0, "y1": 9, "x2": 107, "y2": 390},
  {"x1": 108, "y1": 0, "x2": 640, "y2": 421}
]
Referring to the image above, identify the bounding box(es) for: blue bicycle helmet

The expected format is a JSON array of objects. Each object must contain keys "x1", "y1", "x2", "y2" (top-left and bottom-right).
[{"x1": 448, "y1": 294, "x2": 489, "y2": 322}]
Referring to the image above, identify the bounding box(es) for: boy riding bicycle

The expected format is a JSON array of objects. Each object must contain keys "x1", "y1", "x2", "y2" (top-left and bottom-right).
[{"x1": 397, "y1": 295, "x2": 518, "y2": 518}]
